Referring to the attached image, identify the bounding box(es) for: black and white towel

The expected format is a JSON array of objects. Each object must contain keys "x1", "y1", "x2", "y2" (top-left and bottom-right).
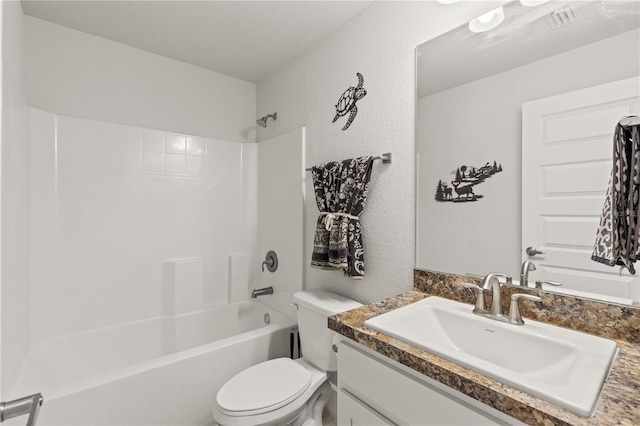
[
  {"x1": 592, "y1": 117, "x2": 640, "y2": 274},
  {"x1": 310, "y1": 156, "x2": 374, "y2": 279}
]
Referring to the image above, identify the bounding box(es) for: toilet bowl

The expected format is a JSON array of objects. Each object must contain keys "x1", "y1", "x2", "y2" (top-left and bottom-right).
[{"x1": 212, "y1": 290, "x2": 361, "y2": 426}]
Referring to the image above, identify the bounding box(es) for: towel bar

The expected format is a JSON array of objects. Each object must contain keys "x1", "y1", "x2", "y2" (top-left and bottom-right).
[{"x1": 305, "y1": 152, "x2": 391, "y2": 171}]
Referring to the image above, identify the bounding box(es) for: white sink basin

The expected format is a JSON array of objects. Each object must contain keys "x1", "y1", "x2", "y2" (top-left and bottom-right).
[{"x1": 364, "y1": 296, "x2": 618, "y2": 417}]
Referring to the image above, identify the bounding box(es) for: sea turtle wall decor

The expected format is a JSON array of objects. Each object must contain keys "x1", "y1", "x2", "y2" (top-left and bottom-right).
[{"x1": 332, "y1": 72, "x2": 367, "y2": 131}]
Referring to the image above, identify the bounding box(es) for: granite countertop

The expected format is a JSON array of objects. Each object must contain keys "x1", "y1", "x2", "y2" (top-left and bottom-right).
[{"x1": 329, "y1": 289, "x2": 640, "y2": 426}]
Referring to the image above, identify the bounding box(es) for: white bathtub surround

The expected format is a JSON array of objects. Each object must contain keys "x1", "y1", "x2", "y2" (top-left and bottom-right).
[
  {"x1": 256, "y1": 129, "x2": 305, "y2": 318},
  {"x1": 11, "y1": 301, "x2": 295, "y2": 425},
  {"x1": 3, "y1": 109, "x2": 302, "y2": 425},
  {"x1": 163, "y1": 258, "x2": 205, "y2": 315},
  {"x1": 27, "y1": 110, "x2": 255, "y2": 345},
  {"x1": 228, "y1": 253, "x2": 254, "y2": 303},
  {"x1": 1, "y1": 0, "x2": 32, "y2": 395}
]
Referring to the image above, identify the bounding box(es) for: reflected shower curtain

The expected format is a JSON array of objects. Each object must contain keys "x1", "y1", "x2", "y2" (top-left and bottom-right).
[{"x1": 311, "y1": 156, "x2": 373, "y2": 279}]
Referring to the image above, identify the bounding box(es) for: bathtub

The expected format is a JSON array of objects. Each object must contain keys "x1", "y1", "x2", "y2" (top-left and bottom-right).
[{"x1": 9, "y1": 301, "x2": 296, "y2": 426}]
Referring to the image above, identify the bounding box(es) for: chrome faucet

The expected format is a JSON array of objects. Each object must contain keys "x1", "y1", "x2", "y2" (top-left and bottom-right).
[
  {"x1": 493, "y1": 272, "x2": 513, "y2": 285},
  {"x1": 251, "y1": 286, "x2": 274, "y2": 298},
  {"x1": 463, "y1": 272, "x2": 541, "y2": 325},
  {"x1": 520, "y1": 260, "x2": 536, "y2": 287},
  {"x1": 481, "y1": 273, "x2": 505, "y2": 315},
  {"x1": 463, "y1": 272, "x2": 506, "y2": 316}
]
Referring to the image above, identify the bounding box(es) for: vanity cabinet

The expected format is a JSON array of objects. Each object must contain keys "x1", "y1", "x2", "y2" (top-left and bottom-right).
[
  {"x1": 338, "y1": 390, "x2": 394, "y2": 426},
  {"x1": 337, "y1": 340, "x2": 523, "y2": 426}
]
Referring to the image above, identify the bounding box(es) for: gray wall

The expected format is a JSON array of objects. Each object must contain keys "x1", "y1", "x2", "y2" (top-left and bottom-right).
[{"x1": 416, "y1": 29, "x2": 640, "y2": 279}]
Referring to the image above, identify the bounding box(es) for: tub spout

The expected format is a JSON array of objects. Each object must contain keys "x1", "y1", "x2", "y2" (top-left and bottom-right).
[{"x1": 251, "y1": 286, "x2": 274, "y2": 298}]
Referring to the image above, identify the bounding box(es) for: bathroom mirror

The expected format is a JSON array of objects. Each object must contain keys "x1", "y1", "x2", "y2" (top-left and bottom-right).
[{"x1": 416, "y1": 0, "x2": 640, "y2": 304}]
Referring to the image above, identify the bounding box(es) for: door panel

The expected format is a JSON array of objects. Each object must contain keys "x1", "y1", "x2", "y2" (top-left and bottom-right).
[{"x1": 522, "y1": 76, "x2": 640, "y2": 302}]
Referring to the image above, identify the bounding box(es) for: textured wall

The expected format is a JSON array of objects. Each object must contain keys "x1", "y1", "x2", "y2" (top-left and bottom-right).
[{"x1": 256, "y1": 1, "x2": 503, "y2": 304}]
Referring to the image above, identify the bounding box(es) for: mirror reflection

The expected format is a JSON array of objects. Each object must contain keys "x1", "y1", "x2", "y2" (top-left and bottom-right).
[{"x1": 416, "y1": 0, "x2": 640, "y2": 304}]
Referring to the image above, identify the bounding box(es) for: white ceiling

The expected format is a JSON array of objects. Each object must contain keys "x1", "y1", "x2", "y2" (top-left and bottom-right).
[
  {"x1": 21, "y1": 0, "x2": 373, "y2": 84},
  {"x1": 417, "y1": 0, "x2": 640, "y2": 98}
]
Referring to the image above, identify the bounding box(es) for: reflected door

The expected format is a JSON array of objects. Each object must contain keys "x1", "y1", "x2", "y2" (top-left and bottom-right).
[{"x1": 522, "y1": 76, "x2": 640, "y2": 302}]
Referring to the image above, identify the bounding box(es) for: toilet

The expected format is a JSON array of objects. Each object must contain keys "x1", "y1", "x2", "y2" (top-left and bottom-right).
[{"x1": 212, "y1": 290, "x2": 362, "y2": 426}]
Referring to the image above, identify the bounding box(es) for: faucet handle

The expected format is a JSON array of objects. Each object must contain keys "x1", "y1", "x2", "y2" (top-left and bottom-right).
[
  {"x1": 462, "y1": 282, "x2": 488, "y2": 313},
  {"x1": 508, "y1": 293, "x2": 542, "y2": 325},
  {"x1": 534, "y1": 280, "x2": 562, "y2": 289},
  {"x1": 493, "y1": 273, "x2": 513, "y2": 284}
]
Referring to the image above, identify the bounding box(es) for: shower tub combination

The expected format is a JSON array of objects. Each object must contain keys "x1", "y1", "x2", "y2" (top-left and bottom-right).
[{"x1": 10, "y1": 301, "x2": 295, "y2": 425}]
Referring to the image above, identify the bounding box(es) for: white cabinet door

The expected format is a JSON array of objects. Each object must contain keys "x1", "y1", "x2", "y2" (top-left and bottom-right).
[
  {"x1": 338, "y1": 390, "x2": 395, "y2": 426},
  {"x1": 337, "y1": 341, "x2": 513, "y2": 425},
  {"x1": 522, "y1": 76, "x2": 640, "y2": 302}
]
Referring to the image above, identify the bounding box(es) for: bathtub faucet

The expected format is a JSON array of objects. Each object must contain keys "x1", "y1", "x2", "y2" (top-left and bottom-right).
[{"x1": 251, "y1": 286, "x2": 274, "y2": 298}]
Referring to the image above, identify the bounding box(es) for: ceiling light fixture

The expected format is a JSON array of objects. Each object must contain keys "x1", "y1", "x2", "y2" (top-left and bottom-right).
[
  {"x1": 437, "y1": 0, "x2": 460, "y2": 4},
  {"x1": 468, "y1": 6, "x2": 505, "y2": 33}
]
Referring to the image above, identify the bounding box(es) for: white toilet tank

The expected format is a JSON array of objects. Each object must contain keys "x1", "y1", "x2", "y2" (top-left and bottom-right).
[{"x1": 293, "y1": 290, "x2": 362, "y2": 372}]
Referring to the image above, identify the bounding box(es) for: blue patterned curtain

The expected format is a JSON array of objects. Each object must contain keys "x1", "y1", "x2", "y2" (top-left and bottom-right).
[{"x1": 311, "y1": 156, "x2": 373, "y2": 279}]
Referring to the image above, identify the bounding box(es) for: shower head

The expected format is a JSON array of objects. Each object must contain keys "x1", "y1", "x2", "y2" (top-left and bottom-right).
[{"x1": 257, "y1": 113, "x2": 277, "y2": 128}]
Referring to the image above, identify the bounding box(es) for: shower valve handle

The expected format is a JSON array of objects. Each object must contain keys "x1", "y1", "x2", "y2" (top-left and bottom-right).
[
  {"x1": 261, "y1": 259, "x2": 273, "y2": 272},
  {"x1": 261, "y1": 250, "x2": 278, "y2": 272}
]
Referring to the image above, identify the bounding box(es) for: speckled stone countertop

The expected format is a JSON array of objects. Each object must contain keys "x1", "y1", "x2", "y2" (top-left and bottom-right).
[{"x1": 328, "y1": 269, "x2": 640, "y2": 426}]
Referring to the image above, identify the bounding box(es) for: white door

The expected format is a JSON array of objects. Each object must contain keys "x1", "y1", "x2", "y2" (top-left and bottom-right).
[{"x1": 522, "y1": 76, "x2": 640, "y2": 303}]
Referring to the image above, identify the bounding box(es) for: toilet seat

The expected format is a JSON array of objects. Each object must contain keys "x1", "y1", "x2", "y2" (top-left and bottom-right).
[
  {"x1": 216, "y1": 358, "x2": 312, "y2": 416},
  {"x1": 213, "y1": 358, "x2": 328, "y2": 426}
]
